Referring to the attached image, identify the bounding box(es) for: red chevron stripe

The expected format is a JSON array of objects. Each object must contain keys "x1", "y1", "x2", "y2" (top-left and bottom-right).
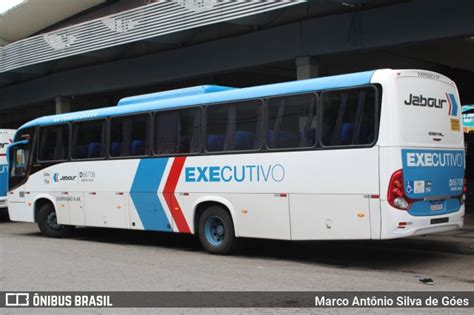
[{"x1": 163, "y1": 157, "x2": 191, "y2": 233}]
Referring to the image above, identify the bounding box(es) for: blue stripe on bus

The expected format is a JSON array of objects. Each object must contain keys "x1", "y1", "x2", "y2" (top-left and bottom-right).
[
  {"x1": 20, "y1": 70, "x2": 376, "y2": 129},
  {"x1": 448, "y1": 93, "x2": 458, "y2": 116},
  {"x1": 130, "y1": 158, "x2": 172, "y2": 231}
]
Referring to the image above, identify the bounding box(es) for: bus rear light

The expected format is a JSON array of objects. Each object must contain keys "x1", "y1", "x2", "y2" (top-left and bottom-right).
[
  {"x1": 393, "y1": 197, "x2": 409, "y2": 209},
  {"x1": 387, "y1": 169, "x2": 412, "y2": 210}
]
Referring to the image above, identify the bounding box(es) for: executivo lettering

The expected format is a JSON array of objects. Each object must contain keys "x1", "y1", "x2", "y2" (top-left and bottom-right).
[
  {"x1": 406, "y1": 152, "x2": 464, "y2": 167},
  {"x1": 185, "y1": 164, "x2": 285, "y2": 183}
]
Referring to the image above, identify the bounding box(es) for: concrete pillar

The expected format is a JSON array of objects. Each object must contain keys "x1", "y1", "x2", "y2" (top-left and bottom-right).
[
  {"x1": 296, "y1": 56, "x2": 320, "y2": 80},
  {"x1": 55, "y1": 96, "x2": 72, "y2": 114}
]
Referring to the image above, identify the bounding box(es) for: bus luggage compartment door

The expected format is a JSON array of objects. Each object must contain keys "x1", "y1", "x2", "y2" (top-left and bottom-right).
[
  {"x1": 230, "y1": 193, "x2": 291, "y2": 240},
  {"x1": 289, "y1": 194, "x2": 371, "y2": 240},
  {"x1": 84, "y1": 192, "x2": 127, "y2": 228},
  {"x1": 68, "y1": 192, "x2": 85, "y2": 226}
]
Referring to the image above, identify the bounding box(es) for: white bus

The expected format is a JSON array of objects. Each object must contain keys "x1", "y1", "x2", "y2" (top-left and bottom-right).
[
  {"x1": 1, "y1": 129, "x2": 15, "y2": 215},
  {"x1": 7, "y1": 69, "x2": 465, "y2": 254}
]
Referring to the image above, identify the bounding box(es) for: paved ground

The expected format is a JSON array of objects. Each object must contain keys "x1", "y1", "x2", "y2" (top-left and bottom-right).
[{"x1": 1, "y1": 221, "x2": 473, "y2": 293}]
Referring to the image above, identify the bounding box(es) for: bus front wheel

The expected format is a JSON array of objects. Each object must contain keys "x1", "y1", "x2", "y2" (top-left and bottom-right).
[
  {"x1": 37, "y1": 203, "x2": 74, "y2": 238},
  {"x1": 198, "y1": 206, "x2": 236, "y2": 255}
]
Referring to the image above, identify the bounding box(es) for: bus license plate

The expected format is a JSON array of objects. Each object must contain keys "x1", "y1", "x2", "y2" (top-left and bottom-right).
[{"x1": 430, "y1": 202, "x2": 443, "y2": 211}]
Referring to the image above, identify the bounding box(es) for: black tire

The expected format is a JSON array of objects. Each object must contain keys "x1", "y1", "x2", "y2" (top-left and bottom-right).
[
  {"x1": 0, "y1": 210, "x2": 9, "y2": 221},
  {"x1": 198, "y1": 205, "x2": 236, "y2": 255},
  {"x1": 37, "y1": 202, "x2": 74, "y2": 238}
]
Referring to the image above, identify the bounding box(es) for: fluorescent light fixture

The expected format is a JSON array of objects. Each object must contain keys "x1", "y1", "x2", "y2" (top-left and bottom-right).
[{"x1": 0, "y1": 0, "x2": 26, "y2": 15}]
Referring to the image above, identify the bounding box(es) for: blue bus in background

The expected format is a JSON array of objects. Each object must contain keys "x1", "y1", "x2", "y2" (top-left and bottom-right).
[
  {"x1": 462, "y1": 105, "x2": 474, "y2": 133},
  {"x1": 1, "y1": 129, "x2": 15, "y2": 217},
  {"x1": 462, "y1": 105, "x2": 474, "y2": 205}
]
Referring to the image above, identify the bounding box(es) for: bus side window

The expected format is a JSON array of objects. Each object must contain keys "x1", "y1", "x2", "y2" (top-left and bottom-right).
[
  {"x1": 233, "y1": 101, "x2": 262, "y2": 151},
  {"x1": 110, "y1": 114, "x2": 150, "y2": 157},
  {"x1": 206, "y1": 105, "x2": 227, "y2": 152},
  {"x1": 72, "y1": 120, "x2": 106, "y2": 159},
  {"x1": 205, "y1": 100, "x2": 262, "y2": 153},
  {"x1": 321, "y1": 87, "x2": 377, "y2": 147},
  {"x1": 37, "y1": 124, "x2": 69, "y2": 161},
  {"x1": 266, "y1": 94, "x2": 317, "y2": 149},
  {"x1": 154, "y1": 108, "x2": 201, "y2": 155}
]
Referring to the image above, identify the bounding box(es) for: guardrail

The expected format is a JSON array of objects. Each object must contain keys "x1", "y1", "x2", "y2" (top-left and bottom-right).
[{"x1": 0, "y1": 0, "x2": 306, "y2": 74}]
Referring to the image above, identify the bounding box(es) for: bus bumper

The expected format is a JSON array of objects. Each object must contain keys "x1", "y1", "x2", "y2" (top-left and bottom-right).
[
  {"x1": 7, "y1": 201, "x2": 34, "y2": 223},
  {"x1": 380, "y1": 203, "x2": 464, "y2": 239}
]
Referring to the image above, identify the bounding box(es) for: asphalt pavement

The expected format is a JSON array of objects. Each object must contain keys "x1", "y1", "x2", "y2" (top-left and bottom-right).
[{"x1": 1, "y1": 221, "x2": 473, "y2": 292}]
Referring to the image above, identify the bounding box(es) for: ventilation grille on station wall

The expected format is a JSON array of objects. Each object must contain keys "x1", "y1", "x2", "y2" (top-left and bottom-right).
[{"x1": 0, "y1": 0, "x2": 306, "y2": 73}]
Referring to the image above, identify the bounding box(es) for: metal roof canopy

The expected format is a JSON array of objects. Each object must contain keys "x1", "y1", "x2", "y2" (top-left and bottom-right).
[
  {"x1": 0, "y1": 0, "x2": 106, "y2": 43},
  {"x1": 0, "y1": 0, "x2": 306, "y2": 73},
  {"x1": 0, "y1": 0, "x2": 424, "y2": 89},
  {"x1": 0, "y1": 0, "x2": 473, "y2": 110}
]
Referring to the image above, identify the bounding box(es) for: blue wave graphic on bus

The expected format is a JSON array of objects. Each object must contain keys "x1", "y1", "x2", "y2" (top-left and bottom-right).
[{"x1": 53, "y1": 173, "x2": 59, "y2": 183}]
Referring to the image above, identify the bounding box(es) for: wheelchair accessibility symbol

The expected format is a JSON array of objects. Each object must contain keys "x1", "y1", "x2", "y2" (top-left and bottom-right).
[{"x1": 406, "y1": 181, "x2": 414, "y2": 194}]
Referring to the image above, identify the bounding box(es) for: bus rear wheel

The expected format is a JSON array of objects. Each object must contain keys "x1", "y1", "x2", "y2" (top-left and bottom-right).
[
  {"x1": 37, "y1": 202, "x2": 74, "y2": 238},
  {"x1": 198, "y1": 206, "x2": 236, "y2": 255}
]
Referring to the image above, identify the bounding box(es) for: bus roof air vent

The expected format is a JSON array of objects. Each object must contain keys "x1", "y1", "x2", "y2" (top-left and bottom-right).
[{"x1": 117, "y1": 85, "x2": 237, "y2": 106}]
